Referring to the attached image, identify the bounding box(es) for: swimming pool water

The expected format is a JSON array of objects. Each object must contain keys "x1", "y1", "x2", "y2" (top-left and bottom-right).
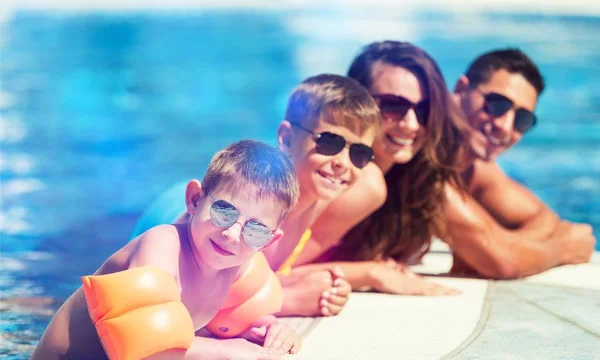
[{"x1": 1, "y1": 8, "x2": 599, "y2": 359}]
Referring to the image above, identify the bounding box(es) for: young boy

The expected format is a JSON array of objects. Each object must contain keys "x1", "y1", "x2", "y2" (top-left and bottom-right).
[
  {"x1": 31, "y1": 140, "x2": 301, "y2": 360},
  {"x1": 267, "y1": 74, "x2": 380, "y2": 315}
]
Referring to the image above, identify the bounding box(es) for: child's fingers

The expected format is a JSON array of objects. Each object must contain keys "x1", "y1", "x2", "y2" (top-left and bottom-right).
[
  {"x1": 320, "y1": 301, "x2": 331, "y2": 316},
  {"x1": 277, "y1": 333, "x2": 296, "y2": 355},
  {"x1": 325, "y1": 293, "x2": 348, "y2": 306},
  {"x1": 325, "y1": 302, "x2": 344, "y2": 316},
  {"x1": 250, "y1": 326, "x2": 267, "y2": 341},
  {"x1": 289, "y1": 339, "x2": 302, "y2": 354},
  {"x1": 330, "y1": 266, "x2": 345, "y2": 278},
  {"x1": 263, "y1": 327, "x2": 276, "y2": 348},
  {"x1": 265, "y1": 326, "x2": 287, "y2": 351},
  {"x1": 331, "y1": 279, "x2": 351, "y2": 296}
]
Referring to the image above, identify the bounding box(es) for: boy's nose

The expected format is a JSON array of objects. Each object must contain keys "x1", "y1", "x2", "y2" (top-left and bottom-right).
[
  {"x1": 221, "y1": 222, "x2": 243, "y2": 244},
  {"x1": 331, "y1": 147, "x2": 351, "y2": 172}
]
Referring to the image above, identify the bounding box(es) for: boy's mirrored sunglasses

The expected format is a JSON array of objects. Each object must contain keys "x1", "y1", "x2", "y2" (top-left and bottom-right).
[
  {"x1": 207, "y1": 194, "x2": 274, "y2": 248},
  {"x1": 372, "y1": 94, "x2": 430, "y2": 126},
  {"x1": 473, "y1": 88, "x2": 537, "y2": 133},
  {"x1": 290, "y1": 122, "x2": 374, "y2": 169}
]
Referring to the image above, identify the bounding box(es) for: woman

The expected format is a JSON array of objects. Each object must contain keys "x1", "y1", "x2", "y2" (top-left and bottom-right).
[{"x1": 287, "y1": 41, "x2": 471, "y2": 295}]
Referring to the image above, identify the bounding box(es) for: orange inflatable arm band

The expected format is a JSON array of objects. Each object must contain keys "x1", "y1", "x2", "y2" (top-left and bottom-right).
[
  {"x1": 206, "y1": 252, "x2": 283, "y2": 338},
  {"x1": 82, "y1": 266, "x2": 195, "y2": 360}
]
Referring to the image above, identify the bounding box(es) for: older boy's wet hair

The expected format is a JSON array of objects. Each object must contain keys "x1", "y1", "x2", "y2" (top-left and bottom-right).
[
  {"x1": 202, "y1": 140, "x2": 300, "y2": 223},
  {"x1": 284, "y1": 74, "x2": 380, "y2": 134},
  {"x1": 465, "y1": 48, "x2": 545, "y2": 95}
]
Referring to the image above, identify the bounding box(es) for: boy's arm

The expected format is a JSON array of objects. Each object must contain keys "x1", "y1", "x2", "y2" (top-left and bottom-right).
[
  {"x1": 294, "y1": 163, "x2": 387, "y2": 266},
  {"x1": 145, "y1": 336, "x2": 282, "y2": 360}
]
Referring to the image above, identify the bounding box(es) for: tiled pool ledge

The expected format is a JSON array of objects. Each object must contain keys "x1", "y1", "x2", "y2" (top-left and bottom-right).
[{"x1": 282, "y1": 248, "x2": 600, "y2": 360}]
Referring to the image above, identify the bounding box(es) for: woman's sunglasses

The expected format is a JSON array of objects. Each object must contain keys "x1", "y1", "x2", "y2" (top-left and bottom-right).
[
  {"x1": 473, "y1": 88, "x2": 537, "y2": 133},
  {"x1": 372, "y1": 94, "x2": 430, "y2": 126},
  {"x1": 290, "y1": 122, "x2": 374, "y2": 169},
  {"x1": 207, "y1": 194, "x2": 274, "y2": 248}
]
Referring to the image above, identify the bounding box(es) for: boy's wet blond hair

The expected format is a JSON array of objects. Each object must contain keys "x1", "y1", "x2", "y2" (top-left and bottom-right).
[
  {"x1": 284, "y1": 74, "x2": 380, "y2": 134},
  {"x1": 202, "y1": 140, "x2": 299, "y2": 224}
]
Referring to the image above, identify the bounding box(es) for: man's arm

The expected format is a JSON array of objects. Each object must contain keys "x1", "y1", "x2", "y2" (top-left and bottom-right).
[
  {"x1": 444, "y1": 172, "x2": 595, "y2": 279},
  {"x1": 469, "y1": 160, "x2": 560, "y2": 240}
]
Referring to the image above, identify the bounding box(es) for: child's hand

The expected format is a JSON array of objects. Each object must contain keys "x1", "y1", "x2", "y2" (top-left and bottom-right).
[
  {"x1": 250, "y1": 322, "x2": 302, "y2": 355},
  {"x1": 221, "y1": 338, "x2": 283, "y2": 360},
  {"x1": 320, "y1": 266, "x2": 351, "y2": 316}
]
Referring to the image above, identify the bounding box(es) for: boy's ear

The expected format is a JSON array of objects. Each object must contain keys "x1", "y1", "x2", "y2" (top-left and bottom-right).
[
  {"x1": 262, "y1": 229, "x2": 284, "y2": 250},
  {"x1": 277, "y1": 121, "x2": 293, "y2": 154},
  {"x1": 185, "y1": 179, "x2": 204, "y2": 214}
]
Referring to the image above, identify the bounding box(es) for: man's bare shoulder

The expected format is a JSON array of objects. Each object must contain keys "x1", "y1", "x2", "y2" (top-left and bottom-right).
[
  {"x1": 444, "y1": 182, "x2": 486, "y2": 227},
  {"x1": 469, "y1": 160, "x2": 508, "y2": 193}
]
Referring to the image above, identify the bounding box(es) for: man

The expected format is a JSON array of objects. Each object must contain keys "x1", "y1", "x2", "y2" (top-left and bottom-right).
[{"x1": 446, "y1": 48, "x2": 596, "y2": 279}]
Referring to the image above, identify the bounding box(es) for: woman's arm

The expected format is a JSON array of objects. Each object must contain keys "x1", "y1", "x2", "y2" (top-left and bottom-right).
[{"x1": 290, "y1": 261, "x2": 458, "y2": 295}]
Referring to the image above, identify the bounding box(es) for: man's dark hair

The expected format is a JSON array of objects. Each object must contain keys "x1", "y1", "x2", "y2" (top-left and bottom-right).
[{"x1": 465, "y1": 48, "x2": 545, "y2": 95}]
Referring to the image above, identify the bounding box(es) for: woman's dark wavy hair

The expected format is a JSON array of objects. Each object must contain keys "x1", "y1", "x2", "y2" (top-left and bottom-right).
[{"x1": 331, "y1": 41, "x2": 471, "y2": 263}]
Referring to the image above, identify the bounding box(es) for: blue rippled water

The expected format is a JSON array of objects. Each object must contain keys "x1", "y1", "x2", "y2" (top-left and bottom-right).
[{"x1": 1, "y1": 9, "x2": 598, "y2": 359}]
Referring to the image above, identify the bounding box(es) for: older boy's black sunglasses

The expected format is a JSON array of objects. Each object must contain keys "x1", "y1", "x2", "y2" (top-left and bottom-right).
[
  {"x1": 290, "y1": 122, "x2": 374, "y2": 169},
  {"x1": 473, "y1": 88, "x2": 537, "y2": 133},
  {"x1": 372, "y1": 94, "x2": 430, "y2": 126}
]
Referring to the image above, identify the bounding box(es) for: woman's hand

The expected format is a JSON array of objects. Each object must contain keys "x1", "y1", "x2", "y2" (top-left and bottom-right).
[{"x1": 369, "y1": 262, "x2": 460, "y2": 296}]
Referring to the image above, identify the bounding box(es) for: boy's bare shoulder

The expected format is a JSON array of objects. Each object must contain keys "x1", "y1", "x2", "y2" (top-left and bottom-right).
[
  {"x1": 131, "y1": 224, "x2": 184, "y2": 276},
  {"x1": 331, "y1": 163, "x2": 387, "y2": 213}
]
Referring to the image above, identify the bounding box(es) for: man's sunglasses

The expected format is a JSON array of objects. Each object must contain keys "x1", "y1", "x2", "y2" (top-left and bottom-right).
[
  {"x1": 372, "y1": 94, "x2": 430, "y2": 126},
  {"x1": 290, "y1": 122, "x2": 374, "y2": 169},
  {"x1": 207, "y1": 194, "x2": 274, "y2": 248},
  {"x1": 473, "y1": 88, "x2": 537, "y2": 133}
]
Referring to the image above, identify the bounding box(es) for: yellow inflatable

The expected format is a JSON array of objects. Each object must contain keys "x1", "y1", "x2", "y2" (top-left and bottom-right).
[
  {"x1": 82, "y1": 267, "x2": 195, "y2": 360},
  {"x1": 206, "y1": 252, "x2": 283, "y2": 338}
]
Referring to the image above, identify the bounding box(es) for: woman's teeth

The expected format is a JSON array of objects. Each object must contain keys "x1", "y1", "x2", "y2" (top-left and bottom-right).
[{"x1": 387, "y1": 135, "x2": 414, "y2": 146}]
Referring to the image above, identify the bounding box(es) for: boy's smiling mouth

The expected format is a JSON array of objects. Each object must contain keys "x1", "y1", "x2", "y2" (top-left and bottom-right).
[
  {"x1": 317, "y1": 170, "x2": 347, "y2": 186},
  {"x1": 210, "y1": 239, "x2": 235, "y2": 256}
]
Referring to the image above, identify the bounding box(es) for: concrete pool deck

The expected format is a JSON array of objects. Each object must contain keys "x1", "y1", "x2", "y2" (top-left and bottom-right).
[{"x1": 281, "y1": 241, "x2": 600, "y2": 360}]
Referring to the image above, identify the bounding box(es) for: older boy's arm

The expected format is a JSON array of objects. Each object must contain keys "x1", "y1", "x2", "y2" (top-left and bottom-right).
[
  {"x1": 289, "y1": 261, "x2": 377, "y2": 290},
  {"x1": 294, "y1": 163, "x2": 387, "y2": 266}
]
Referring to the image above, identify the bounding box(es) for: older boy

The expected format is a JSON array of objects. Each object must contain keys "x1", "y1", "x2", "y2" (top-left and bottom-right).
[
  {"x1": 32, "y1": 140, "x2": 301, "y2": 360},
  {"x1": 447, "y1": 48, "x2": 596, "y2": 278},
  {"x1": 266, "y1": 74, "x2": 381, "y2": 315}
]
